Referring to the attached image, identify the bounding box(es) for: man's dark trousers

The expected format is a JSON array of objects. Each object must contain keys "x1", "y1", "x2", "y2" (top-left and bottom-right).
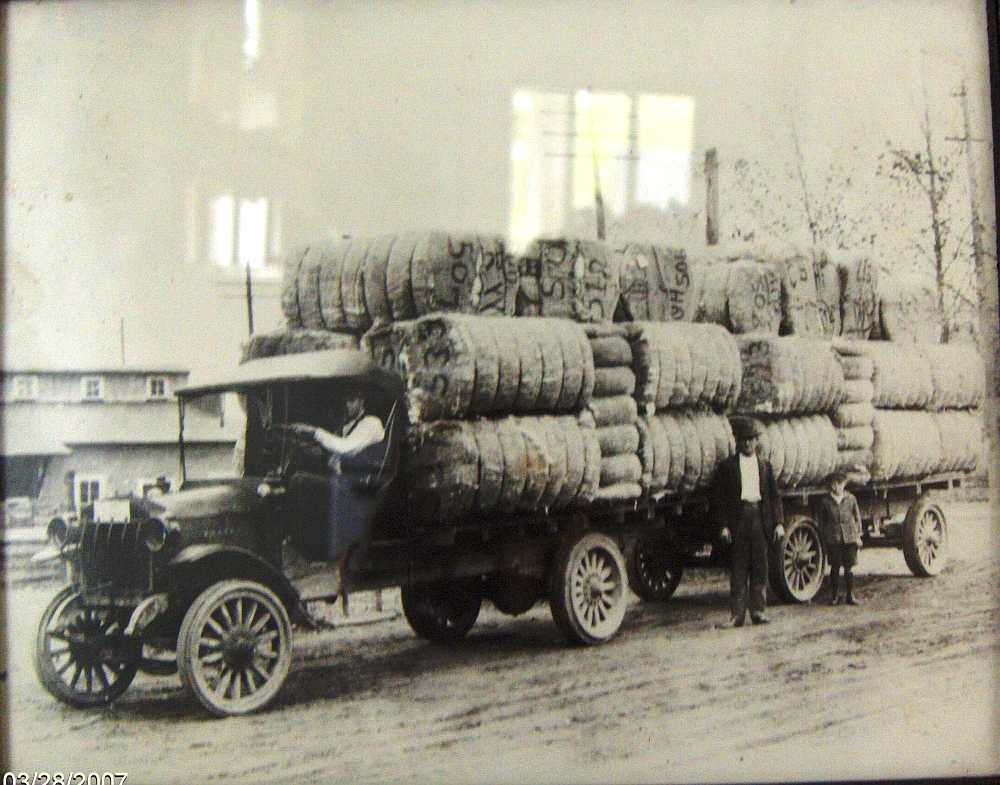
[{"x1": 731, "y1": 501, "x2": 769, "y2": 620}]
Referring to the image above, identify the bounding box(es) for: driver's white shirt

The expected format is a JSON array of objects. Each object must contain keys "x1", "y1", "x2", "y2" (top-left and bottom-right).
[{"x1": 739, "y1": 452, "x2": 761, "y2": 502}]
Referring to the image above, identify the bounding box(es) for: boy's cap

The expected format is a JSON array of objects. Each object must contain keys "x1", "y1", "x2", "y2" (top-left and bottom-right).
[{"x1": 830, "y1": 469, "x2": 850, "y2": 483}]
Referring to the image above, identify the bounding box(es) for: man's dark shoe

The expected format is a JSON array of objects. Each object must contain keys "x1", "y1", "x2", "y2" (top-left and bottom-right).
[
  {"x1": 717, "y1": 616, "x2": 745, "y2": 629},
  {"x1": 830, "y1": 595, "x2": 841, "y2": 606},
  {"x1": 750, "y1": 614, "x2": 771, "y2": 625}
]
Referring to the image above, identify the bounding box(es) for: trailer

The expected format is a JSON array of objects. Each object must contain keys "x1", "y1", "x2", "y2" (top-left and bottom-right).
[{"x1": 31, "y1": 349, "x2": 965, "y2": 717}]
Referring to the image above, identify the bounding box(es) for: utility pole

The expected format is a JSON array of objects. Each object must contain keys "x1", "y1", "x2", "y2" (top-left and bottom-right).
[
  {"x1": 704, "y1": 148, "x2": 720, "y2": 245},
  {"x1": 245, "y1": 262, "x2": 255, "y2": 336},
  {"x1": 945, "y1": 79, "x2": 998, "y2": 498}
]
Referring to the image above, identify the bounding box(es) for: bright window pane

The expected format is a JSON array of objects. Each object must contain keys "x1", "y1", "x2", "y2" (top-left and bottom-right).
[
  {"x1": 238, "y1": 197, "x2": 268, "y2": 269},
  {"x1": 209, "y1": 194, "x2": 235, "y2": 267}
]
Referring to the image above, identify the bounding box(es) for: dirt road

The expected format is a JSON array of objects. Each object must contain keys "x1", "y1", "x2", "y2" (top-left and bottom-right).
[{"x1": 4, "y1": 501, "x2": 998, "y2": 783}]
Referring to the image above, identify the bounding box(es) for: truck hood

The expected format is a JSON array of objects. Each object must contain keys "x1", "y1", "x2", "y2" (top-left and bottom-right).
[{"x1": 140, "y1": 479, "x2": 265, "y2": 521}]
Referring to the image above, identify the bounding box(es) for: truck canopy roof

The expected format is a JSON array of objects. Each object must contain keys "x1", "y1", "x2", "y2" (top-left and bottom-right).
[{"x1": 176, "y1": 349, "x2": 402, "y2": 398}]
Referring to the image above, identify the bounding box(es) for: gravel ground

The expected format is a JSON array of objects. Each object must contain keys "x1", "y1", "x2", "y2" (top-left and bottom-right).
[{"x1": 2, "y1": 501, "x2": 998, "y2": 784}]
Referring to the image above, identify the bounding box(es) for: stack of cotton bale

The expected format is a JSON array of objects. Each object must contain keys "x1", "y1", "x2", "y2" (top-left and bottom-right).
[
  {"x1": 876, "y1": 273, "x2": 943, "y2": 344},
  {"x1": 696, "y1": 251, "x2": 783, "y2": 335},
  {"x1": 514, "y1": 238, "x2": 621, "y2": 322},
  {"x1": 363, "y1": 315, "x2": 601, "y2": 522},
  {"x1": 627, "y1": 322, "x2": 742, "y2": 497},
  {"x1": 583, "y1": 323, "x2": 644, "y2": 502},
  {"x1": 829, "y1": 346, "x2": 876, "y2": 482},
  {"x1": 834, "y1": 340, "x2": 983, "y2": 480},
  {"x1": 734, "y1": 336, "x2": 847, "y2": 488}
]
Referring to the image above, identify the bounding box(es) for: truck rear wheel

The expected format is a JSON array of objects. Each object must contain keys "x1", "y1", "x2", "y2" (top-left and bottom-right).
[
  {"x1": 549, "y1": 530, "x2": 628, "y2": 645},
  {"x1": 627, "y1": 531, "x2": 684, "y2": 602},
  {"x1": 769, "y1": 515, "x2": 825, "y2": 603},
  {"x1": 177, "y1": 580, "x2": 293, "y2": 717},
  {"x1": 401, "y1": 579, "x2": 482, "y2": 642},
  {"x1": 903, "y1": 494, "x2": 947, "y2": 577}
]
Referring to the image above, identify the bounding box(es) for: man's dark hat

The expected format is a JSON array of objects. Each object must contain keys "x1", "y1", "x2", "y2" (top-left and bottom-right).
[{"x1": 730, "y1": 417, "x2": 762, "y2": 440}]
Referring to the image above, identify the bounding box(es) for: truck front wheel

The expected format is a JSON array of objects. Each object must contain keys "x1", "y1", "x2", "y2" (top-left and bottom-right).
[
  {"x1": 177, "y1": 580, "x2": 293, "y2": 717},
  {"x1": 902, "y1": 494, "x2": 947, "y2": 577},
  {"x1": 549, "y1": 530, "x2": 628, "y2": 645}
]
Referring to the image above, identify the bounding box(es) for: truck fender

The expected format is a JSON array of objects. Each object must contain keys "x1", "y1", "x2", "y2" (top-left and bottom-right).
[{"x1": 168, "y1": 545, "x2": 308, "y2": 625}]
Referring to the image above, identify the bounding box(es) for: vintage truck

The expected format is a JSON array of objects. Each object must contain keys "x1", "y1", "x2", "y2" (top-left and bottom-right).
[{"x1": 33, "y1": 348, "x2": 961, "y2": 716}]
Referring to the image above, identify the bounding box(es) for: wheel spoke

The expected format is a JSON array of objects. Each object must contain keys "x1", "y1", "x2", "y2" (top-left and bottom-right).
[
  {"x1": 198, "y1": 637, "x2": 223, "y2": 652},
  {"x1": 96, "y1": 664, "x2": 112, "y2": 691},
  {"x1": 218, "y1": 602, "x2": 234, "y2": 629},
  {"x1": 249, "y1": 612, "x2": 271, "y2": 635},
  {"x1": 84, "y1": 666, "x2": 93, "y2": 694},
  {"x1": 200, "y1": 651, "x2": 224, "y2": 666},
  {"x1": 244, "y1": 601, "x2": 259, "y2": 631},
  {"x1": 56, "y1": 656, "x2": 76, "y2": 676},
  {"x1": 206, "y1": 616, "x2": 226, "y2": 637}
]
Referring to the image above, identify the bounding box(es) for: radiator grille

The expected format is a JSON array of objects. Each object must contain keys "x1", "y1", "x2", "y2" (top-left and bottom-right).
[{"x1": 77, "y1": 521, "x2": 151, "y2": 594}]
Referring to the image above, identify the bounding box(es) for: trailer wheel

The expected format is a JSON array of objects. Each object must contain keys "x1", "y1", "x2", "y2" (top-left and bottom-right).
[
  {"x1": 627, "y1": 531, "x2": 684, "y2": 602},
  {"x1": 401, "y1": 580, "x2": 482, "y2": 642},
  {"x1": 35, "y1": 587, "x2": 140, "y2": 708},
  {"x1": 549, "y1": 530, "x2": 628, "y2": 645},
  {"x1": 903, "y1": 495, "x2": 947, "y2": 577},
  {"x1": 770, "y1": 515, "x2": 825, "y2": 603},
  {"x1": 177, "y1": 580, "x2": 293, "y2": 717}
]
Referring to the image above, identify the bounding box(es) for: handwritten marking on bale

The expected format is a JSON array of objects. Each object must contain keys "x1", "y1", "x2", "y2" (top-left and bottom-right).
[
  {"x1": 838, "y1": 255, "x2": 879, "y2": 339},
  {"x1": 735, "y1": 336, "x2": 845, "y2": 415},
  {"x1": 515, "y1": 238, "x2": 620, "y2": 322},
  {"x1": 241, "y1": 330, "x2": 359, "y2": 363},
  {"x1": 924, "y1": 343, "x2": 985, "y2": 410},
  {"x1": 726, "y1": 260, "x2": 782, "y2": 335},
  {"x1": 777, "y1": 253, "x2": 823, "y2": 336},
  {"x1": 616, "y1": 244, "x2": 702, "y2": 322},
  {"x1": 811, "y1": 248, "x2": 842, "y2": 337},
  {"x1": 280, "y1": 245, "x2": 310, "y2": 328},
  {"x1": 473, "y1": 235, "x2": 519, "y2": 316}
]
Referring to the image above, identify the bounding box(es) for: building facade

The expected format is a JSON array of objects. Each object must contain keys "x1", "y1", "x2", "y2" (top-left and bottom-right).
[{"x1": 1, "y1": 367, "x2": 238, "y2": 522}]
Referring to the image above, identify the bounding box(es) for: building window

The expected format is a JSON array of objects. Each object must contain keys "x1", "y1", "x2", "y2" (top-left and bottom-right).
[
  {"x1": 76, "y1": 476, "x2": 103, "y2": 509},
  {"x1": 81, "y1": 376, "x2": 104, "y2": 401},
  {"x1": 12, "y1": 375, "x2": 39, "y2": 401},
  {"x1": 208, "y1": 193, "x2": 280, "y2": 278},
  {"x1": 148, "y1": 376, "x2": 169, "y2": 400}
]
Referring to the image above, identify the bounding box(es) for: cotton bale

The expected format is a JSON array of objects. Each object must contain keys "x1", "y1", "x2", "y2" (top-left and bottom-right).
[
  {"x1": 280, "y1": 245, "x2": 310, "y2": 329},
  {"x1": 616, "y1": 243, "x2": 703, "y2": 323},
  {"x1": 878, "y1": 273, "x2": 942, "y2": 344},
  {"x1": 832, "y1": 402, "x2": 876, "y2": 428},
  {"x1": 838, "y1": 255, "x2": 880, "y2": 339},
  {"x1": 924, "y1": 343, "x2": 985, "y2": 410},
  {"x1": 241, "y1": 330, "x2": 359, "y2": 363},
  {"x1": 811, "y1": 248, "x2": 842, "y2": 337},
  {"x1": 756, "y1": 414, "x2": 838, "y2": 488},
  {"x1": 514, "y1": 238, "x2": 620, "y2": 322},
  {"x1": 640, "y1": 411, "x2": 733, "y2": 495},
  {"x1": 726, "y1": 259, "x2": 783, "y2": 335},
  {"x1": 777, "y1": 252, "x2": 824, "y2": 337},
  {"x1": 870, "y1": 410, "x2": 943, "y2": 480},
  {"x1": 734, "y1": 336, "x2": 846, "y2": 415},
  {"x1": 855, "y1": 342, "x2": 934, "y2": 409},
  {"x1": 836, "y1": 426, "x2": 875, "y2": 451},
  {"x1": 933, "y1": 410, "x2": 980, "y2": 473}
]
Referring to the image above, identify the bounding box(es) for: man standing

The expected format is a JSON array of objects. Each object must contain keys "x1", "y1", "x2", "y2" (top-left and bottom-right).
[{"x1": 713, "y1": 417, "x2": 785, "y2": 627}]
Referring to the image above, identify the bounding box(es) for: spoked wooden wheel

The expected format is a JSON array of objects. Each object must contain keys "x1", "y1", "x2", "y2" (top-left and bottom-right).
[
  {"x1": 549, "y1": 530, "x2": 628, "y2": 645},
  {"x1": 627, "y1": 531, "x2": 684, "y2": 602},
  {"x1": 401, "y1": 580, "x2": 482, "y2": 642},
  {"x1": 177, "y1": 580, "x2": 292, "y2": 717},
  {"x1": 903, "y1": 495, "x2": 947, "y2": 577},
  {"x1": 770, "y1": 515, "x2": 825, "y2": 603},
  {"x1": 35, "y1": 587, "x2": 140, "y2": 708}
]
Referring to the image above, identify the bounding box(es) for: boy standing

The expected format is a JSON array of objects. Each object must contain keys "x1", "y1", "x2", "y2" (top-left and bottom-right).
[{"x1": 818, "y1": 470, "x2": 864, "y2": 605}]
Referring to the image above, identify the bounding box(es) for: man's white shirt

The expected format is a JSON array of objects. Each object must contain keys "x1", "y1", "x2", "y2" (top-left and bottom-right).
[{"x1": 738, "y1": 452, "x2": 762, "y2": 502}]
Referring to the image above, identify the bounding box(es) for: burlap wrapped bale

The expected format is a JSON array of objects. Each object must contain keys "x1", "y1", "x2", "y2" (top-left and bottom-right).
[
  {"x1": 241, "y1": 330, "x2": 359, "y2": 363},
  {"x1": 734, "y1": 336, "x2": 846, "y2": 415},
  {"x1": 593, "y1": 367, "x2": 637, "y2": 397},
  {"x1": 870, "y1": 410, "x2": 943, "y2": 480},
  {"x1": 854, "y1": 342, "x2": 934, "y2": 409},
  {"x1": 836, "y1": 449, "x2": 874, "y2": 475},
  {"x1": 627, "y1": 322, "x2": 742, "y2": 414},
  {"x1": 600, "y1": 454, "x2": 643, "y2": 486},
  {"x1": 515, "y1": 238, "x2": 620, "y2": 322},
  {"x1": 385, "y1": 232, "x2": 423, "y2": 321},
  {"x1": 832, "y1": 402, "x2": 876, "y2": 428},
  {"x1": 586, "y1": 395, "x2": 639, "y2": 427},
  {"x1": 923, "y1": 343, "x2": 985, "y2": 410},
  {"x1": 777, "y1": 253, "x2": 824, "y2": 337},
  {"x1": 363, "y1": 315, "x2": 594, "y2": 422},
  {"x1": 639, "y1": 412, "x2": 734, "y2": 495},
  {"x1": 838, "y1": 255, "x2": 880, "y2": 339},
  {"x1": 280, "y1": 245, "x2": 310, "y2": 329},
  {"x1": 596, "y1": 424, "x2": 640, "y2": 456},
  {"x1": 756, "y1": 414, "x2": 838, "y2": 488},
  {"x1": 297, "y1": 242, "x2": 332, "y2": 329},
  {"x1": 836, "y1": 426, "x2": 875, "y2": 451},
  {"x1": 697, "y1": 262, "x2": 732, "y2": 326},
  {"x1": 811, "y1": 248, "x2": 842, "y2": 338},
  {"x1": 340, "y1": 237, "x2": 374, "y2": 332},
  {"x1": 726, "y1": 260, "x2": 782, "y2": 335},
  {"x1": 836, "y1": 354, "x2": 875, "y2": 382},
  {"x1": 590, "y1": 335, "x2": 633, "y2": 367},
  {"x1": 878, "y1": 274, "x2": 942, "y2": 344},
  {"x1": 616, "y1": 243, "x2": 703, "y2": 323},
  {"x1": 933, "y1": 411, "x2": 980, "y2": 473},
  {"x1": 410, "y1": 232, "x2": 505, "y2": 319},
  {"x1": 405, "y1": 416, "x2": 600, "y2": 520},
  {"x1": 843, "y1": 380, "x2": 875, "y2": 405}
]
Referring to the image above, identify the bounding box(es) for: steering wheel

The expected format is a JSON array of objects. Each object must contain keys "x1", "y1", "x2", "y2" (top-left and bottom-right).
[{"x1": 264, "y1": 423, "x2": 319, "y2": 477}]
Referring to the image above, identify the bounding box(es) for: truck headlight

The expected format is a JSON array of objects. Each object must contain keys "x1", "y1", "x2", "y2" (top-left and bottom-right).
[
  {"x1": 47, "y1": 516, "x2": 79, "y2": 547},
  {"x1": 143, "y1": 517, "x2": 178, "y2": 552}
]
